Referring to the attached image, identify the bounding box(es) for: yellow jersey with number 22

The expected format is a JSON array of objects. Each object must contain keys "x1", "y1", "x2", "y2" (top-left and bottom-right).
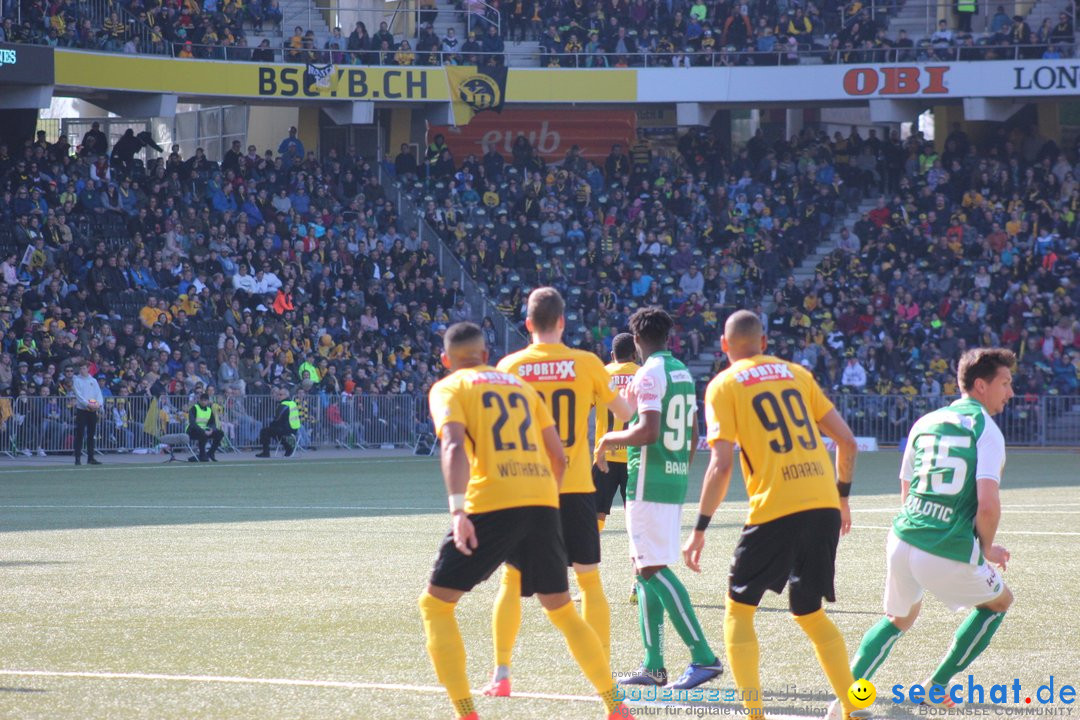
[{"x1": 429, "y1": 365, "x2": 558, "y2": 515}]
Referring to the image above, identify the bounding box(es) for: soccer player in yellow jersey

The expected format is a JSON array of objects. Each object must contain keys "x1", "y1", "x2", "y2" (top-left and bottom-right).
[
  {"x1": 483, "y1": 287, "x2": 633, "y2": 697},
  {"x1": 682, "y1": 310, "x2": 860, "y2": 720},
  {"x1": 418, "y1": 322, "x2": 634, "y2": 720},
  {"x1": 593, "y1": 332, "x2": 640, "y2": 531}
]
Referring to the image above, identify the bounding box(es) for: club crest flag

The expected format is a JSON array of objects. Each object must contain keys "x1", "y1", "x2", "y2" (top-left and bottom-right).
[
  {"x1": 446, "y1": 65, "x2": 507, "y2": 126},
  {"x1": 304, "y1": 63, "x2": 335, "y2": 95}
]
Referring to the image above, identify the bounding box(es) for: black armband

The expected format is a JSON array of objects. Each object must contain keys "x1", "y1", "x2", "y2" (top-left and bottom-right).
[
  {"x1": 695, "y1": 514, "x2": 712, "y2": 532},
  {"x1": 837, "y1": 482, "x2": 852, "y2": 498}
]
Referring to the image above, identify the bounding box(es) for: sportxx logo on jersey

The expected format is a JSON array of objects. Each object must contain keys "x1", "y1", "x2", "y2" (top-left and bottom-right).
[
  {"x1": 517, "y1": 360, "x2": 577, "y2": 382},
  {"x1": 734, "y1": 363, "x2": 795, "y2": 386},
  {"x1": 471, "y1": 371, "x2": 521, "y2": 386},
  {"x1": 611, "y1": 374, "x2": 635, "y2": 388}
]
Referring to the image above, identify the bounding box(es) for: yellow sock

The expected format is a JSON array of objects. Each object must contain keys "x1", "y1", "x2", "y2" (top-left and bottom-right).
[
  {"x1": 492, "y1": 565, "x2": 522, "y2": 668},
  {"x1": 724, "y1": 599, "x2": 765, "y2": 719},
  {"x1": 794, "y1": 609, "x2": 857, "y2": 716},
  {"x1": 597, "y1": 517, "x2": 606, "y2": 532},
  {"x1": 418, "y1": 593, "x2": 472, "y2": 715},
  {"x1": 576, "y1": 568, "x2": 610, "y2": 661},
  {"x1": 544, "y1": 601, "x2": 618, "y2": 712}
]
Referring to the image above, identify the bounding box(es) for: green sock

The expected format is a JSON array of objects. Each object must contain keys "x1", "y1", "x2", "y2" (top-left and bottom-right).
[
  {"x1": 647, "y1": 567, "x2": 716, "y2": 665},
  {"x1": 931, "y1": 608, "x2": 1006, "y2": 687},
  {"x1": 637, "y1": 577, "x2": 666, "y2": 671},
  {"x1": 851, "y1": 617, "x2": 904, "y2": 680}
]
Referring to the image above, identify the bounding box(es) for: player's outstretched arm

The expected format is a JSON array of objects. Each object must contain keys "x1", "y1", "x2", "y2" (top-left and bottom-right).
[
  {"x1": 683, "y1": 440, "x2": 734, "y2": 573},
  {"x1": 542, "y1": 424, "x2": 567, "y2": 491},
  {"x1": 440, "y1": 422, "x2": 477, "y2": 556},
  {"x1": 976, "y1": 477, "x2": 1010, "y2": 570},
  {"x1": 595, "y1": 410, "x2": 660, "y2": 472},
  {"x1": 608, "y1": 392, "x2": 634, "y2": 424},
  {"x1": 817, "y1": 408, "x2": 857, "y2": 536}
]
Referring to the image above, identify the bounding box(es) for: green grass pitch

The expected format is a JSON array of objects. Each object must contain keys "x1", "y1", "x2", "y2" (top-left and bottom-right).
[{"x1": 0, "y1": 451, "x2": 1077, "y2": 720}]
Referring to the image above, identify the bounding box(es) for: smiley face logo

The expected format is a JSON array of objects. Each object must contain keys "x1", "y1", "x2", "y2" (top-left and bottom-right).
[{"x1": 848, "y1": 678, "x2": 876, "y2": 709}]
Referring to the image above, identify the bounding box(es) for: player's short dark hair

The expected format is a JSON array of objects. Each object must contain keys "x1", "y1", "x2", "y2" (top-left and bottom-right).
[
  {"x1": 629, "y1": 306, "x2": 673, "y2": 347},
  {"x1": 527, "y1": 287, "x2": 565, "y2": 332},
  {"x1": 444, "y1": 321, "x2": 484, "y2": 351},
  {"x1": 612, "y1": 333, "x2": 636, "y2": 362},
  {"x1": 957, "y1": 348, "x2": 1015, "y2": 392},
  {"x1": 199, "y1": 392, "x2": 210, "y2": 401}
]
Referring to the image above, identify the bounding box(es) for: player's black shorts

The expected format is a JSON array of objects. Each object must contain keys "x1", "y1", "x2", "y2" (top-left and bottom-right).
[
  {"x1": 429, "y1": 506, "x2": 569, "y2": 597},
  {"x1": 593, "y1": 462, "x2": 628, "y2": 515},
  {"x1": 728, "y1": 507, "x2": 841, "y2": 615},
  {"x1": 560, "y1": 492, "x2": 601, "y2": 566}
]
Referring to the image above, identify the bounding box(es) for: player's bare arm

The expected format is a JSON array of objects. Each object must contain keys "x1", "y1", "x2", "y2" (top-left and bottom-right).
[
  {"x1": 542, "y1": 424, "x2": 567, "y2": 491},
  {"x1": 976, "y1": 477, "x2": 1010, "y2": 570},
  {"x1": 608, "y1": 392, "x2": 634, "y2": 424},
  {"x1": 817, "y1": 407, "x2": 857, "y2": 536},
  {"x1": 594, "y1": 410, "x2": 659, "y2": 472},
  {"x1": 683, "y1": 439, "x2": 735, "y2": 573},
  {"x1": 440, "y1": 421, "x2": 477, "y2": 556}
]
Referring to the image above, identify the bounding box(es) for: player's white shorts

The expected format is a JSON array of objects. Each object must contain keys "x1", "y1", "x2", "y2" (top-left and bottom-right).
[
  {"x1": 884, "y1": 530, "x2": 1005, "y2": 615},
  {"x1": 626, "y1": 500, "x2": 682, "y2": 568}
]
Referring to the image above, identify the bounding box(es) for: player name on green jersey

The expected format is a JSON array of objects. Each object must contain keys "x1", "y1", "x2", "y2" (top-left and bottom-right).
[
  {"x1": 627, "y1": 351, "x2": 696, "y2": 505},
  {"x1": 894, "y1": 397, "x2": 1006, "y2": 565}
]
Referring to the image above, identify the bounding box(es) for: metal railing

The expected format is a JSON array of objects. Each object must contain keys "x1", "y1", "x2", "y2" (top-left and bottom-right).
[
  {"x1": 0, "y1": 393, "x2": 430, "y2": 456},
  {"x1": 831, "y1": 393, "x2": 1080, "y2": 446},
  {"x1": 2, "y1": 392, "x2": 1076, "y2": 456},
  {"x1": 74, "y1": 38, "x2": 1076, "y2": 66}
]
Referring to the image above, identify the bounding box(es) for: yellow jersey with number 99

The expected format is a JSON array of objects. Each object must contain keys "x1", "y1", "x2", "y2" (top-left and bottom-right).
[
  {"x1": 429, "y1": 365, "x2": 559, "y2": 515},
  {"x1": 595, "y1": 361, "x2": 640, "y2": 463},
  {"x1": 704, "y1": 355, "x2": 839, "y2": 525},
  {"x1": 497, "y1": 343, "x2": 617, "y2": 494}
]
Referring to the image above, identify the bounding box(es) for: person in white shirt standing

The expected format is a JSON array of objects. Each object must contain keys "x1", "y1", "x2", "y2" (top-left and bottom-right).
[{"x1": 72, "y1": 360, "x2": 104, "y2": 465}]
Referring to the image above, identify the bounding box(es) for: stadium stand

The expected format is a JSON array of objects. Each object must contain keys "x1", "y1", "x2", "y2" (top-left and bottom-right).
[
  {"x1": 0, "y1": 127, "x2": 459, "y2": 454},
  {"x1": 0, "y1": 108, "x2": 1077, "y2": 454},
  {"x1": 1, "y1": 0, "x2": 1073, "y2": 65},
  {"x1": 389, "y1": 121, "x2": 1079, "y2": 418}
]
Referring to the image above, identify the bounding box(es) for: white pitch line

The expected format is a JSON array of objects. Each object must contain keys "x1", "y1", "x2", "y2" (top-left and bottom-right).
[
  {"x1": 0, "y1": 669, "x2": 598, "y2": 703},
  {"x1": 853, "y1": 525, "x2": 1080, "y2": 536},
  {"x1": 3, "y1": 505, "x2": 1076, "y2": 515},
  {"x1": 0, "y1": 669, "x2": 825, "y2": 718},
  {"x1": 0, "y1": 505, "x2": 444, "y2": 511}
]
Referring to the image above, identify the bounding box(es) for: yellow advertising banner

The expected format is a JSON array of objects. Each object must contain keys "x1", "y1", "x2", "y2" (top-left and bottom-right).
[
  {"x1": 54, "y1": 51, "x2": 449, "y2": 101},
  {"x1": 53, "y1": 50, "x2": 637, "y2": 104}
]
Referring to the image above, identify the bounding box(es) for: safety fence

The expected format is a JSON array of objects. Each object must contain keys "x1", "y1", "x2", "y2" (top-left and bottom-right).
[
  {"x1": 1, "y1": 392, "x2": 1076, "y2": 457},
  {"x1": 0, "y1": 393, "x2": 431, "y2": 457},
  {"x1": 831, "y1": 393, "x2": 1080, "y2": 447}
]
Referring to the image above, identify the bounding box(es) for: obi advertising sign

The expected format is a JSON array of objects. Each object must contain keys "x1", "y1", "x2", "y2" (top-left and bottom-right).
[{"x1": 430, "y1": 110, "x2": 636, "y2": 165}]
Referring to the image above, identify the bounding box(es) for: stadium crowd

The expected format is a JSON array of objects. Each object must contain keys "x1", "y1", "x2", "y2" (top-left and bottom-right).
[
  {"x1": 0, "y1": 113, "x2": 1078, "y2": 454},
  {"x1": 402, "y1": 121, "x2": 1079, "y2": 403},
  {"x1": 2, "y1": 0, "x2": 1074, "y2": 66},
  {"x1": 770, "y1": 122, "x2": 1080, "y2": 403},
  {"x1": 0, "y1": 123, "x2": 467, "y2": 453}
]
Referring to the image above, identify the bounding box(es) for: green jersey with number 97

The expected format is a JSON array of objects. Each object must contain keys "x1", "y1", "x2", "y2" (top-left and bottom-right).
[
  {"x1": 626, "y1": 351, "x2": 697, "y2": 505},
  {"x1": 894, "y1": 397, "x2": 1006, "y2": 565}
]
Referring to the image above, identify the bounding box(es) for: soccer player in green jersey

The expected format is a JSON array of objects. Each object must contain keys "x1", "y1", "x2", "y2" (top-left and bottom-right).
[
  {"x1": 838, "y1": 348, "x2": 1016, "y2": 714},
  {"x1": 595, "y1": 307, "x2": 724, "y2": 690}
]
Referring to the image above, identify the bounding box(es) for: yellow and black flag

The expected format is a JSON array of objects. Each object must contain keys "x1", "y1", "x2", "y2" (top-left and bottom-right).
[{"x1": 446, "y1": 65, "x2": 507, "y2": 126}]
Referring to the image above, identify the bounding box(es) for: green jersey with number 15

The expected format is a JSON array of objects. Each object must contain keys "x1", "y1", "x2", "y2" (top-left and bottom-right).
[
  {"x1": 626, "y1": 351, "x2": 697, "y2": 505},
  {"x1": 894, "y1": 397, "x2": 1006, "y2": 565}
]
